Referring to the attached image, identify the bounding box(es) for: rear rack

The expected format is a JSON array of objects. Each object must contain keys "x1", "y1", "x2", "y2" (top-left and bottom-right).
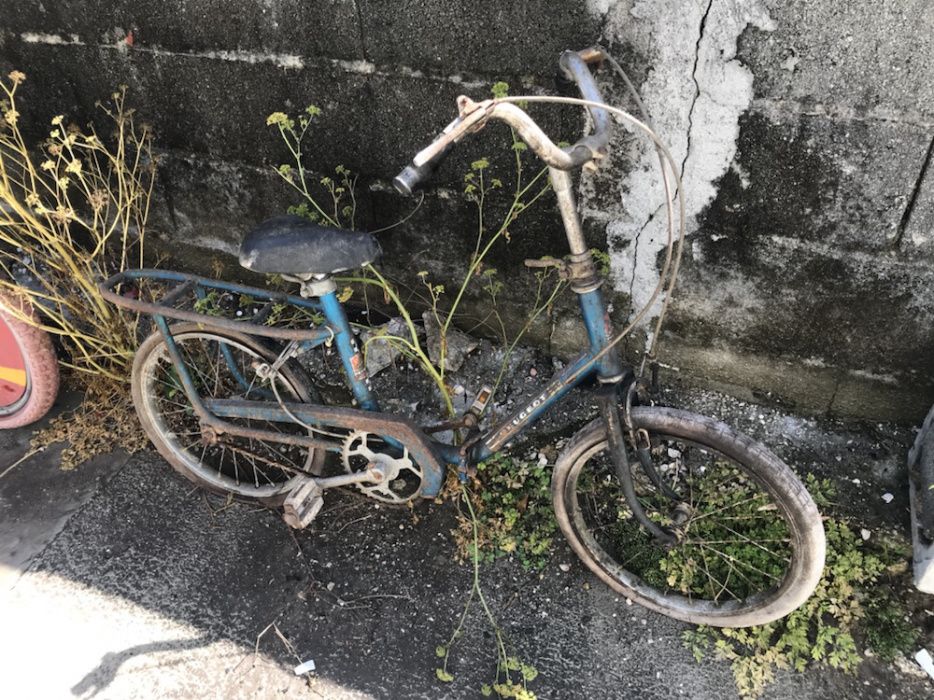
[{"x1": 99, "y1": 268, "x2": 335, "y2": 342}]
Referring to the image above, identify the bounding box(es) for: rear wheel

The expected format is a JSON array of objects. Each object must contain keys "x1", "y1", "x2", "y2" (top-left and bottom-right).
[
  {"x1": 131, "y1": 323, "x2": 323, "y2": 504},
  {"x1": 552, "y1": 407, "x2": 825, "y2": 627},
  {"x1": 0, "y1": 291, "x2": 59, "y2": 429}
]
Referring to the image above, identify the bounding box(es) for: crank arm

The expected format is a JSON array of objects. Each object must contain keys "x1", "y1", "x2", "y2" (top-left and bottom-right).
[
  {"x1": 282, "y1": 464, "x2": 390, "y2": 530},
  {"x1": 203, "y1": 397, "x2": 446, "y2": 496},
  {"x1": 312, "y1": 464, "x2": 389, "y2": 490}
]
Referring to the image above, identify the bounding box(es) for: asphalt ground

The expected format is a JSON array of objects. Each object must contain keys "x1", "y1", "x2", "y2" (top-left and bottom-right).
[{"x1": 1, "y1": 384, "x2": 932, "y2": 699}]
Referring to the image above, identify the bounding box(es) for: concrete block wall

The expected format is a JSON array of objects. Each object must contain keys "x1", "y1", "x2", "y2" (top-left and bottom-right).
[{"x1": 1, "y1": 0, "x2": 932, "y2": 421}]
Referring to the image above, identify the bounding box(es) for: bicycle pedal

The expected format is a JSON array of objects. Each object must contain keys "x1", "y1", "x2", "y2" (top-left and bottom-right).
[{"x1": 282, "y1": 479, "x2": 324, "y2": 529}]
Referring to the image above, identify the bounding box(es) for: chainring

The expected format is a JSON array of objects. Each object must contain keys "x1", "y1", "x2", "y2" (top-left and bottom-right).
[{"x1": 340, "y1": 430, "x2": 424, "y2": 504}]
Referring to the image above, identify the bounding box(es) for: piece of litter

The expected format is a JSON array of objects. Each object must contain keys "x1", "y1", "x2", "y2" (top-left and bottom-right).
[
  {"x1": 882, "y1": 493, "x2": 894, "y2": 504},
  {"x1": 915, "y1": 649, "x2": 934, "y2": 681},
  {"x1": 294, "y1": 659, "x2": 316, "y2": 675},
  {"x1": 860, "y1": 528, "x2": 871, "y2": 541}
]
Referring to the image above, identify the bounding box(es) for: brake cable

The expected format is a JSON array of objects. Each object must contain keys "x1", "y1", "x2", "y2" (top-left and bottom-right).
[{"x1": 493, "y1": 93, "x2": 686, "y2": 398}]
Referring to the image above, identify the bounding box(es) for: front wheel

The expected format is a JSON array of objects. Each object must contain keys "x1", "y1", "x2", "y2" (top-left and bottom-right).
[{"x1": 552, "y1": 407, "x2": 825, "y2": 627}]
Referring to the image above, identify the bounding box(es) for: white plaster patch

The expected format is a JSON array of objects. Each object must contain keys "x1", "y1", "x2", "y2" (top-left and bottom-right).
[
  {"x1": 586, "y1": 0, "x2": 614, "y2": 18},
  {"x1": 848, "y1": 368, "x2": 899, "y2": 386},
  {"x1": 20, "y1": 32, "x2": 82, "y2": 46},
  {"x1": 200, "y1": 49, "x2": 304, "y2": 70},
  {"x1": 600, "y1": 0, "x2": 775, "y2": 344}
]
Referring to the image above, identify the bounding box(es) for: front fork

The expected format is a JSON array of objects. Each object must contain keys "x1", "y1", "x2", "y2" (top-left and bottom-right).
[{"x1": 572, "y1": 255, "x2": 677, "y2": 543}]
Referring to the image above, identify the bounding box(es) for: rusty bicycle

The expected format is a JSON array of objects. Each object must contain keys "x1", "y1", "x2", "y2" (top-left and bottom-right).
[{"x1": 102, "y1": 47, "x2": 825, "y2": 628}]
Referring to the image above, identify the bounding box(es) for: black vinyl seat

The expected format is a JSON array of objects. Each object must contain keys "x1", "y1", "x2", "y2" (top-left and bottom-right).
[{"x1": 239, "y1": 215, "x2": 381, "y2": 276}]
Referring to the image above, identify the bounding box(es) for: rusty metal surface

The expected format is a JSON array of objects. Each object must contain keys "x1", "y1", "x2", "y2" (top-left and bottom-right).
[
  {"x1": 99, "y1": 269, "x2": 337, "y2": 342},
  {"x1": 205, "y1": 398, "x2": 447, "y2": 495}
]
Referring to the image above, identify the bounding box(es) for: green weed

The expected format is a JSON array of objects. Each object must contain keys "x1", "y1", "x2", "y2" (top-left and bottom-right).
[{"x1": 681, "y1": 474, "x2": 920, "y2": 698}]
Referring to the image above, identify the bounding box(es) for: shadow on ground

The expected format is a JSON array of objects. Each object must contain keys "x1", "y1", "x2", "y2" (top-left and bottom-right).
[{"x1": 0, "y1": 383, "x2": 931, "y2": 699}]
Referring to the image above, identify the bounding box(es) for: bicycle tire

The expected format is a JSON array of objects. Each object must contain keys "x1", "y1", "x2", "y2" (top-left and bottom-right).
[
  {"x1": 0, "y1": 291, "x2": 59, "y2": 429},
  {"x1": 552, "y1": 406, "x2": 825, "y2": 627},
  {"x1": 131, "y1": 322, "x2": 324, "y2": 505}
]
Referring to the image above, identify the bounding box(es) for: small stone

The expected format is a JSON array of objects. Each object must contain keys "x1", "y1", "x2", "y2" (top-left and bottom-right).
[
  {"x1": 359, "y1": 317, "x2": 408, "y2": 376},
  {"x1": 326, "y1": 582, "x2": 335, "y2": 591},
  {"x1": 530, "y1": 367, "x2": 537, "y2": 377},
  {"x1": 882, "y1": 493, "x2": 894, "y2": 503},
  {"x1": 423, "y1": 311, "x2": 477, "y2": 372},
  {"x1": 861, "y1": 528, "x2": 871, "y2": 541},
  {"x1": 852, "y1": 478, "x2": 861, "y2": 485},
  {"x1": 559, "y1": 563, "x2": 570, "y2": 572}
]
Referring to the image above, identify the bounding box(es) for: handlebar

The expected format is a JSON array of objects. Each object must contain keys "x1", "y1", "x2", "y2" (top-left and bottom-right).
[
  {"x1": 393, "y1": 47, "x2": 611, "y2": 195},
  {"x1": 393, "y1": 140, "x2": 454, "y2": 196}
]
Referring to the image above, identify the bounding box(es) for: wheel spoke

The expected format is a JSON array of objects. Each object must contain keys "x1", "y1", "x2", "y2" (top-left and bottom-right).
[
  {"x1": 561, "y1": 412, "x2": 820, "y2": 624},
  {"x1": 139, "y1": 329, "x2": 320, "y2": 499}
]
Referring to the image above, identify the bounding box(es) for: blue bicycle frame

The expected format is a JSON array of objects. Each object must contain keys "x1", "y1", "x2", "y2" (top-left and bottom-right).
[{"x1": 101, "y1": 248, "x2": 624, "y2": 500}]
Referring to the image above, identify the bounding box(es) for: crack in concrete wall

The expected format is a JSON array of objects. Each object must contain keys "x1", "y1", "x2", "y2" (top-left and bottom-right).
[
  {"x1": 599, "y1": 0, "x2": 774, "y2": 342},
  {"x1": 894, "y1": 134, "x2": 934, "y2": 248},
  {"x1": 349, "y1": 0, "x2": 371, "y2": 63}
]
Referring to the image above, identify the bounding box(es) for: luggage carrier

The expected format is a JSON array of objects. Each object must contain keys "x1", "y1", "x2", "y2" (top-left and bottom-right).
[{"x1": 99, "y1": 268, "x2": 335, "y2": 344}]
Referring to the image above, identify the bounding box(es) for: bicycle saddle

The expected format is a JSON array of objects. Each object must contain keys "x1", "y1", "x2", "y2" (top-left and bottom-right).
[{"x1": 239, "y1": 215, "x2": 381, "y2": 276}]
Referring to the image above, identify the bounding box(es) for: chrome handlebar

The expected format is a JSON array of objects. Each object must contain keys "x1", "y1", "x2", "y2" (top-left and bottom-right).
[{"x1": 392, "y1": 48, "x2": 611, "y2": 195}]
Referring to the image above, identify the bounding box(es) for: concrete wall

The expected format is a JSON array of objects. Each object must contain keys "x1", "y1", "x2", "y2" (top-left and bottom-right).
[{"x1": 1, "y1": 1, "x2": 932, "y2": 421}]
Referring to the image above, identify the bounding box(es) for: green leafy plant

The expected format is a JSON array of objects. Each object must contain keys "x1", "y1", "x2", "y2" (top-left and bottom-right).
[
  {"x1": 436, "y1": 484, "x2": 540, "y2": 699},
  {"x1": 862, "y1": 587, "x2": 921, "y2": 662},
  {"x1": 267, "y1": 108, "x2": 357, "y2": 229},
  {"x1": 453, "y1": 453, "x2": 558, "y2": 571},
  {"x1": 681, "y1": 475, "x2": 920, "y2": 698},
  {"x1": 266, "y1": 82, "x2": 562, "y2": 418},
  {"x1": 265, "y1": 83, "x2": 565, "y2": 699}
]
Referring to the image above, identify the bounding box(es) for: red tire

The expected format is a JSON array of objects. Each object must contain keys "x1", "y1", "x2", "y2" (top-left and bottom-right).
[{"x1": 0, "y1": 291, "x2": 59, "y2": 428}]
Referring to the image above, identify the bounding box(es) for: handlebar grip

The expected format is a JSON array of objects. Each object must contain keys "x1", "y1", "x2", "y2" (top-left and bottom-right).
[{"x1": 393, "y1": 141, "x2": 455, "y2": 195}]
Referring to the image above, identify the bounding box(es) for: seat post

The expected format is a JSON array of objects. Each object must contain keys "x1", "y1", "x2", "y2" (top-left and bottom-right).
[
  {"x1": 294, "y1": 275, "x2": 336, "y2": 298},
  {"x1": 317, "y1": 286, "x2": 379, "y2": 411}
]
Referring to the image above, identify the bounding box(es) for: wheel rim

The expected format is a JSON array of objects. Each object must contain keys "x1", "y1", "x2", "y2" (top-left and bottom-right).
[
  {"x1": 566, "y1": 434, "x2": 800, "y2": 616},
  {"x1": 0, "y1": 312, "x2": 30, "y2": 416},
  {"x1": 138, "y1": 331, "x2": 316, "y2": 498}
]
